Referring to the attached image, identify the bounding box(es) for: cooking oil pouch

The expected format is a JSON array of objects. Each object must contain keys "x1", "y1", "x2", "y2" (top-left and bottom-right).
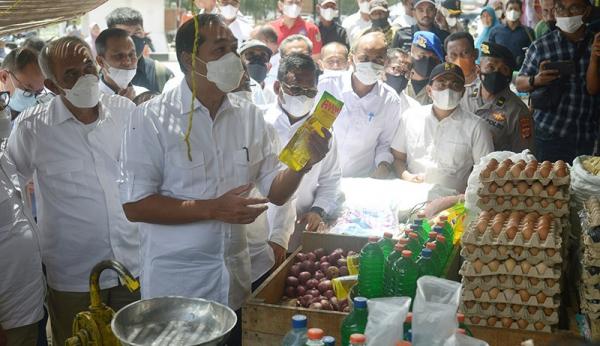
[
  {"x1": 347, "y1": 254, "x2": 360, "y2": 275},
  {"x1": 446, "y1": 202, "x2": 466, "y2": 245},
  {"x1": 332, "y1": 275, "x2": 358, "y2": 300},
  {"x1": 279, "y1": 91, "x2": 344, "y2": 171}
]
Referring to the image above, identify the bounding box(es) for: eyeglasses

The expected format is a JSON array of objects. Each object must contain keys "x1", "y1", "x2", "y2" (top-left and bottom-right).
[
  {"x1": 555, "y1": 4, "x2": 586, "y2": 16},
  {"x1": 281, "y1": 82, "x2": 318, "y2": 98},
  {"x1": 9, "y1": 72, "x2": 44, "y2": 97}
]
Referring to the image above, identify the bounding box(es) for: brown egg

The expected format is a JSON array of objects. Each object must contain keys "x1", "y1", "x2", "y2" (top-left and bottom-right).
[
  {"x1": 496, "y1": 166, "x2": 508, "y2": 178},
  {"x1": 530, "y1": 248, "x2": 539, "y2": 256},
  {"x1": 519, "y1": 289, "x2": 530, "y2": 302},
  {"x1": 543, "y1": 308, "x2": 554, "y2": 316},
  {"x1": 534, "y1": 322, "x2": 545, "y2": 331},
  {"x1": 487, "y1": 316, "x2": 497, "y2": 327},
  {"x1": 498, "y1": 275, "x2": 508, "y2": 283},
  {"x1": 524, "y1": 166, "x2": 536, "y2": 178},
  {"x1": 503, "y1": 182, "x2": 514, "y2": 193},
  {"x1": 510, "y1": 164, "x2": 523, "y2": 178},
  {"x1": 530, "y1": 160, "x2": 539, "y2": 168},
  {"x1": 476, "y1": 220, "x2": 488, "y2": 234},
  {"x1": 505, "y1": 258, "x2": 516, "y2": 272},
  {"x1": 512, "y1": 304, "x2": 523, "y2": 313},
  {"x1": 525, "y1": 198, "x2": 535, "y2": 208},
  {"x1": 473, "y1": 287, "x2": 483, "y2": 298},
  {"x1": 517, "y1": 319, "x2": 529, "y2": 329},
  {"x1": 538, "y1": 223, "x2": 550, "y2": 241},
  {"x1": 481, "y1": 196, "x2": 490, "y2": 204},
  {"x1": 528, "y1": 306, "x2": 538, "y2": 315},
  {"x1": 497, "y1": 303, "x2": 507, "y2": 311},
  {"x1": 465, "y1": 244, "x2": 476, "y2": 253},
  {"x1": 483, "y1": 245, "x2": 493, "y2": 254},
  {"x1": 546, "y1": 248, "x2": 556, "y2": 257},
  {"x1": 514, "y1": 276, "x2": 523, "y2": 284},
  {"x1": 492, "y1": 222, "x2": 503, "y2": 235},
  {"x1": 489, "y1": 159, "x2": 499, "y2": 169},
  {"x1": 509, "y1": 197, "x2": 519, "y2": 208},
  {"x1": 481, "y1": 167, "x2": 492, "y2": 178},
  {"x1": 541, "y1": 160, "x2": 552, "y2": 167},
  {"x1": 536, "y1": 292, "x2": 547, "y2": 304},
  {"x1": 555, "y1": 200, "x2": 564, "y2": 209},
  {"x1": 501, "y1": 317, "x2": 513, "y2": 328},
  {"x1": 522, "y1": 227, "x2": 533, "y2": 240},
  {"x1": 471, "y1": 316, "x2": 481, "y2": 324},
  {"x1": 541, "y1": 199, "x2": 550, "y2": 208},
  {"x1": 464, "y1": 301, "x2": 475, "y2": 309},
  {"x1": 489, "y1": 182, "x2": 499, "y2": 193},
  {"x1": 473, "y1": 259, "x2": 484, "y2": 273},
  {"x1": 498, "y1": 246, "x2": 508, "y2": 255},
  {"x1": 517, "y1": 181, "x2": 529, "y2": 194},
  {"x1": 514, "y1": 246, "x2": 524, "y2": 256},
  {"x1": 540, "y1": 166, "x2": 551, "y2": 178},
  {"x1": 536, "y1": 262, "x2": 548, "y2": 275},
  {"x1": 481, "y1": 302, "x2": 491, "y2": 310},
  {"x1": 516, "y1": 159, "x2": 527, "y2": 167},
  {"x1": 521, "y1": 261, "x2": 531, "y2": 274},
  {"x1": 483, "y1": 276, "x2": 493, "y2": 283},
  {"x1": 488, "y1": 260, "x2": 500, "y2": 272},
  {"x1": 496, "y1": 196, "x2": 505, "y2": 205},
  {"x1": 545, "y1": 278, "x2": 556, "y2": 287},
  {"x1": 555, "y1": 160, "x2": 566, "y2": 167},
  {"x1": 547, "y1": 183, "x2": 558, "y2": 197},
  {"x1": 531, "y1": 182, "x2": 544, "y2": 195},
  {"x1": 502, "y1": 159, "x2": 514, "y2": 167},
  {"x1": 506, "y1": 226, "x2": 517, "y2": 240},
  {"x1": 530, "y1": 277, "x2": 540, "y2": 286}
]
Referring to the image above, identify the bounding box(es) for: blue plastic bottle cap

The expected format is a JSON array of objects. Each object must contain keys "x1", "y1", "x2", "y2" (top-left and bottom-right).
[
  {"x1": 354, "y1": 297, "x2": 368, "y2": 308},
  {"x1": 414, "y1": 218, "x2": 424, "y2": 225},
  {"x1": 323, "y1": 336, "x2": 336, "y2": 344},
  {"x1": 433, "y1": 225, "x2": 444, "y2": 233},
  {"x1": 421, "y1": 248, "x2": 432, "y2": 257},
  {"x1": 292, "y1": 314, "x2": 307, "y2": 328},
  {"x1": 410, "y1": 224, "x2": 419, "y2": 231}
]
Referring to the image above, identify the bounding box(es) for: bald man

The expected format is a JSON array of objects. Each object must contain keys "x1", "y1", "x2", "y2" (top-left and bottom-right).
[
  {"x1": 318, "y1": 32, "x2": 413, "y2": 178},
  {"x1": 319, "y1": 42, "x2": 349, "y2": 74}
]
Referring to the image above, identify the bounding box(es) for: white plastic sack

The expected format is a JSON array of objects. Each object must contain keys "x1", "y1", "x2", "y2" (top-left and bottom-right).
[
  {"x1": 443, "y1": 333, "x2": 489, "y2": 346},
  {"x1": 571, "y1": 156, "x2": 600, "y2": 209},
  {"x1": 412, "y1": 276, "x2": 462, "y2": 346},
  {"x1": 364, "y1": 297, "x2": 411, "y2": 346}
]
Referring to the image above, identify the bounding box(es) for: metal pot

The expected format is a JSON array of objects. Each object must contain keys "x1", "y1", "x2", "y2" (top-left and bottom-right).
[{"x1": 111, "y1": 296, "x2": 237, "y2": 346}]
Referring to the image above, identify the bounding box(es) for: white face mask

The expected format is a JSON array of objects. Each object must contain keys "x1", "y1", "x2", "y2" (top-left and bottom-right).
[
  {"x1": 283, "y1": 4, "x2": 302, "y2": 18},
  {"x1": 505, "y1": 9, "x2": 521, "y2": 21},
  {"x1": 495, "y1": 9, "x2": 503, "y2": 19},
  {"x1": 431, "y1": 88, "x2": 462, "y2": 110},
  {"x1": 195, "y1": 52, "x2": 245, "y2": 93},
  {"x1": 280, "y1": 91, "x2": 315, "y2": 118},
  {"x1": 353, "y1": 59, "x2": 384, "y2": 86},
  {"x1": 446, "y1": 16, "x2": 457, "y2": 27},
  {"x1": 220, "y1": 4, "x2": 239, "y2": 20},
  {"x1": 62, "y1": 74, "x2": 100, "y2": 108},
  {"x1": 359, "y1": 2, "x2": 370, "y2": 14},
  {"x1": 320, "y1": 8, "x2": 339, "y2": 21},
  {"x1": 556, "y1": 15, "x2": 584, "y2": 33},
  {"x1": 105, "y1": 66, "x2": 137, "y2": 90}
]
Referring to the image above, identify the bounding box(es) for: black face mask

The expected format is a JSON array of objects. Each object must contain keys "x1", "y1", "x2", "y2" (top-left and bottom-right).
[
  {"x1": 247, "y1": 63, "x2": 268, "y2": 83},
  {"x1": 385, "y1": 73, "x2": 409, "y2": 93},
  {"x1": 412, "y1": 56, "x2": 438, "y2": 78},
  {"x1": 131, "y1": 36, "x2": 146, "y2": 58},
  {"x1": 371, "y1": 17, "x2": 390, "y2": 29},
  {"x1": 481, "y1": 71, "x2": 511, "y2": 95},
  {"x1": 548, "y1": 21, "x2": 557, "y2": 31}
]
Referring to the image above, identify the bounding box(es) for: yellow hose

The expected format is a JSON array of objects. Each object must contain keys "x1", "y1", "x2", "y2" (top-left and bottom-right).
[{"x1": 184, "y1": 1, "x2": 199, "y2": 161}]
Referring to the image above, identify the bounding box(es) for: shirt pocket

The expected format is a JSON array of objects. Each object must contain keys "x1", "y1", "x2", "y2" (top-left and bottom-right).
[
  {"x1": 232, "y1": 143, "x2": 265, "y2": 187},
  {"x1": 168, "y1": 150, "x2": 207, "y2": 197},
  {"x1": 437, "y1": 141, "x2": 470, "y2": 173},
  {"x1": 40, "y1": 159, "x2": 86, "y2": 197}
]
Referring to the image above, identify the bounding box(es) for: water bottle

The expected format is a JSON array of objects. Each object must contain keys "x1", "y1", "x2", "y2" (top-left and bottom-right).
[
  {"x1": 358, "y1": 236, "x2": 384, "y2": 298},
  {"x1": 435, "y1": 221, "x2": 452, "y2": 243},
  {"x1": 282, "y1": 314, "x2": 308, "y2": 346},
  {"x1": 436, "y1": 234, "x2": 451, "y2": 260},
  {"x1": 416, "y1": 211, "x2": 432, "y2": 235},
  {"x1": 377, "y1": 232, "x2": 395, "y2": 259},
  {"x1": 416, "y1": 248, "x2": 435, "y2": 278},
  {"x1": 427, "y1": 231, "x2": 438, "y2": 243},
  {"x1": 457, "y1": 313, "x2": 473, "y2": 336},
  {"x1": 323, "y1": 336, "x2": 336, "y2": 346},
  {"x1": 403, "y1": 312, "x2": 412, "y2": 341},
  {"x1": 439, "y1": 215, "x2": 454, "y2": 241},
  {"x1": 391, "y1": 250, "x2": 418, "y2": 298},
  {"x1": 384, "y1": 243, "x2": 405, "y2": 296},
  {"x1": 305, "y1": 328, "x2": 325, "y2": 346},
  {"x1": 340, "y1": 297, "x2": 368, "y2": 346},
  {"x1": 406, "y1": 232, "x2": 421, "y2": 260},
  {"x1": 349, "y1": 334, "x2": 366, "y2": 346},
  {"x1": 425, "y1": 242, "x2": 443, "y2": 277}
]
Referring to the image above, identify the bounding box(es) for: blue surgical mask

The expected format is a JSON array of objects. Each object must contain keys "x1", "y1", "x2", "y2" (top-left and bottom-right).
[{"x1": 9, "y1": 88, "x2": 37, "y2": 112}]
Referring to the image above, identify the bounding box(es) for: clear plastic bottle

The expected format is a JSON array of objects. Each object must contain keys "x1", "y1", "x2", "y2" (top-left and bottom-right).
[
  {"x1": 358, "y1": 236, "x2": 384, "y2": 298},
  {"x1": 416, "y1": 248, "x2": 435, "y2": 278},
  {"x1": 391, "y1": 250, "x2": 418, "y2": 298},
  {"x1": 349, "y1": 333, "x2": 366, "y2": 346},
  {"x1": 425, "y1": 242, "x2": 442, "y2": 277},
  {"x1": 323, "y1": 336, "x2": 336, "y2": 346},
  {"x1": 340, "y1": 297, "x2": 368, "y2": 346},
  {"x1": 377, "y1": 232, "x2": 395, "y2": 259},
  {"x1": 282, "y1": 314, "x2": 308, "y2": 346},
  {"x1": 305, "y1": 328, "x2": 325, "y2": 346}
]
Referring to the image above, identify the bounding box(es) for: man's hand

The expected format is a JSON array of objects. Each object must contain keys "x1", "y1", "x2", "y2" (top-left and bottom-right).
[
  {"x1": 371, "y1": 163, "x2": 393, "y2": 179},
  {"x1": 592, "y1": 33, "x2": 600, "y2": 58},
  {"x1": 298, "y1": 211, "x2": 326, "y2": 232},
  {"x1": 269, "y1": 241, "x2": 286, "y2": 269},
  {"x1": 211, "y1": 184, "x2": 269, "y2": 224},
  {"x1": 118, "y1": 86, "x2": 136, "y2": 101},
  {"x1": 402, "y1": 171, "x2": 424, "y2": 183},
  {"x1": 304, "y1": 128, "x2": 332, "y2": 171},
  {"x1": 534, "y1": 60, "x2": 560, "y2": 87}
]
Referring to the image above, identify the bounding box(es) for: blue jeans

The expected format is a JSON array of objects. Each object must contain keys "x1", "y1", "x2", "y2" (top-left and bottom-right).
[{"x1": 534, "y1": 126, "x2": 596, "y2": 164}]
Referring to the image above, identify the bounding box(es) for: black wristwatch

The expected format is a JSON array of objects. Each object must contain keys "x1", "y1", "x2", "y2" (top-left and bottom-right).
[
  {"x1": 529, "y1": 74, "x2": 535, "y2": 89},
  {"x1": 310, "y1": 206, "x2": 327, "y2": 220}
]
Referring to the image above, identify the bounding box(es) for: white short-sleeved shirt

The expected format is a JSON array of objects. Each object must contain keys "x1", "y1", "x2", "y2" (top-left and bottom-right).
[
  {"x1": 118, "y1": 79, "x2": 282, "y2": 309},
  {"x1": 0, "y1": 152, "x2": 45, "y2": 329},
  {"x1": 318, "y1": 71, "x2": 410, "y2": 178},
  {"x1": 391, "y1": 104, "x2": 494, "y2": 192},
  {"x1": 7, "y1": 94, "x2": 140, "y2": 292},
  {"x1": 342, "y1": 12, "x2": 371, "y2": 44}
]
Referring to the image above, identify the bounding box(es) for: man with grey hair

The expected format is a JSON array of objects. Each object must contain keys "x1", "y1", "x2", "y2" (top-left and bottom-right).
[{"x1": 8, "y1": 36, "x2": 140, "y2": 346}]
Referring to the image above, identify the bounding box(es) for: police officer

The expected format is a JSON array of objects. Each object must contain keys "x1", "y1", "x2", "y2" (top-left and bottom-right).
[
  {"x1": 461, "y1": 41, "x2": 534, "y2": 153},
  {"x1": 405, "y1": 31, "x2": 444, "y2": 105}
]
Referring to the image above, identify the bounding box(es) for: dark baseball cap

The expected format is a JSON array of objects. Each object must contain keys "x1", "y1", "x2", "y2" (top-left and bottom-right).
[
  {"x1": 429, "y1": 62, "x2": 465, "y2": 84},
  {"x1": 480, "y1": 41, "x2": 516, "y2": 70}
]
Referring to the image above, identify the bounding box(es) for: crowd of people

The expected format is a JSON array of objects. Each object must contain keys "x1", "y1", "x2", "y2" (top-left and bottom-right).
[{"x1": 0, "y1": 0, "x2": 599, "y2": 345}]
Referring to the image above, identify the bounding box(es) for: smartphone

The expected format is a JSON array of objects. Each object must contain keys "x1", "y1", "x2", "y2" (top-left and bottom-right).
[{"x1": 543, "y1": 61, "x2": 575, "y2": 76}]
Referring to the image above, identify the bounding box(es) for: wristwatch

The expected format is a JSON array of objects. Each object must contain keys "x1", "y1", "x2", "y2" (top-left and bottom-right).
[
  {"x1": 529, "y1": 74, "x2": 535, "y2": 89},
  {"x1": 310, "y1": 206, "x2": 327, "y2": 220}
]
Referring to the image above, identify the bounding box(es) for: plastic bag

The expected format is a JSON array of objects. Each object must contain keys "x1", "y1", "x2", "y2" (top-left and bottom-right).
[
  {"x1": 412, "y1": 276, "x2": 462, "y2": 346},
  {"x1": 443, "y1": 333, "x2": 489, "y2": 346},
  {"x1": 364, "y1": 297, "x2": 411, "y2": 346},
  {"x1": 571, "y1": 156, "x2": 600, "y2": 210}
]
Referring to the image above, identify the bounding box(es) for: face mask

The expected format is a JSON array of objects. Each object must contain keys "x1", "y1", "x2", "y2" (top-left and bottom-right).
[
  {"x1": 371, "y1": 17, "x2": 390, "y2": 28},
  {"x1": 495, "y1": 9, "x2": 503, "y2": 18},
  {"x1": 247, "y1": 62, "x2": 268, "y2": 83},
  {"x1": 61, "y1": 74, "x2": 100, "y2": 108},
  {"x1": 385, "y1": 73, "x2": 409, "y2": 93},
  {"x1": 454, "y1": 57, "x2": 476, "y2": 79},
  {"x1": 412, "y1": 56, "x2": 438, "y2": 78},
  {"x1": 9, "y1": 88, "x2": 37, "y2": 112},
  {"x1": 220, "y1": 4, "x2": 239, "y2": 20},
  {"x1": 446, "y1": 16, "x2": 457, "y2": 27},
  {"x1": 0, "y1": 106, "x2": 11, "y2": 140},
  {"x1": 320, "y1": 8, "x2": 338, "y2": 21},
  {"x1": 105, "y1": 66, "x2": 137, "y2": 90},
  {"x1": 131, "y1": 36, "x2": 146, "y2": 58},
  {"x1": 431, "y1": 88, "x2": 462, "y2": 110},
  {"x1": 353, "y1": 60, "x2": 385, "y2": 85},
  {"x1": 555, "y1": 15, "x2": 584, "y2": 33},
  {"x1": 505, "y1": 10, "x2": 521, "y2": 21},
  {"x1": 280, "y1": 91, "x2": 315, "y2": 118},
  {"x1": 359, "y1": 2, "x2": 370, "y2": 14},
  {"x1": 195, "y1": 52, "x2": 245, "y2": 92},
  {"x1": 283, "y1": 4, "x2": 302, "y2": 18},
  {"x1": 481, "y1": 71, "x2": 511, "y2": 94}
]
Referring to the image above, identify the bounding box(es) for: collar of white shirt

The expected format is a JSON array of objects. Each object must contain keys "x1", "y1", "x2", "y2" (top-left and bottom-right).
[
  {"x1": 48, "y1": 95, "x2": 107, "y2": 126},
  {"x1": 176, "y1": 78, "x2": 244, "y2": 118},
  {"x1": 341, "y1": 71, "x2": 382, "y2": 99}
]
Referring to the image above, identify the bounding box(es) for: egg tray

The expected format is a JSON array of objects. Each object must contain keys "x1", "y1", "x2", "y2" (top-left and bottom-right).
[
  {"x1": 582, "y1": 286, "x2": 600, "y2": 301},
  {"x1": 459, "y1": 260, "x2": 561, "y2": 279},
  {"x1": 581, "y1": 269, "x2": 600, "y2": 286},
  {"x1": 476, "y1": 198, "x2": 569, "y2": 217},
  {"x1": 461, "y1": 245, "x2": 562, "y2": 266},
  {"x1": 460, "y1": 301, "x2": 559, "y2": 325},
  {"x1": 462, "y1": 276, "x2": 560, "y2": 296},
  {"x1": 583, "y1": 310, "x2": 600, "y2": 320},
  {"x1": 478, "y1": 183, "x2": 569, "y2": 200},
  {"x1": 462, "y1": 218, "x2": 563, "y2": 250},
  {"x1": 583, "y1": 253, "x2": 600, "y2": 267},
  {"x1": 582, "y1": 229, "x2": 600, "y2": 248},
  {"x1": 580, "y1": 297, "x2": 600, "y2": 315},
  {"x1": 462, "y1": 288, "x2": 560, "y2": 308},
  {"x1": 465, "y1": 315, "x2": 553, "y2": 333},
  {"x1": 479, "y1": 164, "x2": 570, "y2": 186},
  {"x1": 585, "y1": 197, "x2": 600, "y2": 228}
]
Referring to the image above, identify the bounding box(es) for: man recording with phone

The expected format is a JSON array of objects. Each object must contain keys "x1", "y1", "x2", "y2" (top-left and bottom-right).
[{"x1": 516, "y1": 0, "x2": 599, "y2": 163}]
